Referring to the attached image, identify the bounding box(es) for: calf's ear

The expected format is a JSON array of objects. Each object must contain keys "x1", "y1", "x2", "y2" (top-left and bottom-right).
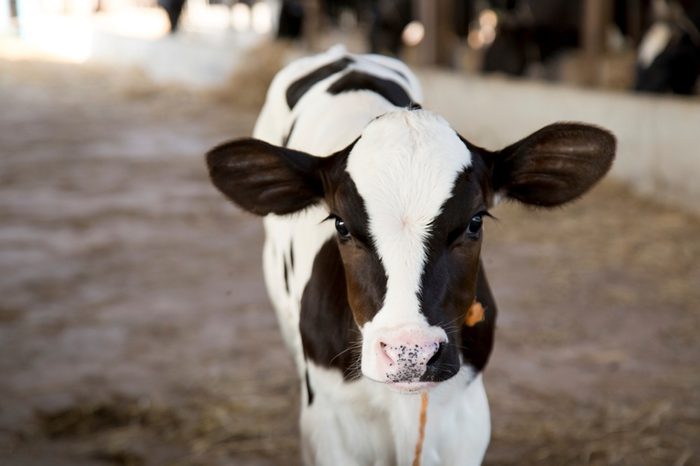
[
  {"x1": 491, "y1": 123, "x2": 615, "y2": 207},
  {"x1": 206, "y1": 138, "x2": 325, "y2": 216}
]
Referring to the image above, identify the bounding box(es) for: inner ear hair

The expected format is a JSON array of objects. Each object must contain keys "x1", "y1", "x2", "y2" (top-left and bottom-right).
[
  {"x1": 206, "y1": 138, "x2": 326, "y2": 216},
  {"x1": 492, "y1": 122, "x2": 616, "y2": 207}
]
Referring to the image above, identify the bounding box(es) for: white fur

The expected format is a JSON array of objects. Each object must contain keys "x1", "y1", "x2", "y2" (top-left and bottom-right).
[
  {"x1": 346, "y1": 110, "x2": 472, "y2": 381},
  {"x1": 253, "y1": 48, "x2": 489, "y2": 466},
  {"x1": 303, "y1": 363, "x2": 489, "y2": 466}
]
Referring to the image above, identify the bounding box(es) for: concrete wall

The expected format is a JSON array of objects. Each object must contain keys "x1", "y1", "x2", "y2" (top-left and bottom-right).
[{"x1": 418, "y1": 70, "x2": 700, "y2": 214}]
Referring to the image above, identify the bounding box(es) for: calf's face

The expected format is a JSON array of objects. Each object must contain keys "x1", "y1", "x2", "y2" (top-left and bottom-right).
[{"x1": 207, "y1": 110, "x2": 615, "y2": 392}]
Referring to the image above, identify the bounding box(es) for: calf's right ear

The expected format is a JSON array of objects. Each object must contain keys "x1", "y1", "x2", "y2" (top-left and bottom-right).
[{"x1": 206, "y1": 138, "x2": 325, "y2": 216}]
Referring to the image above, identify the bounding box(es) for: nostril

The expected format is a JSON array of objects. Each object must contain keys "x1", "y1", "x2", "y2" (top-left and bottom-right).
[
  {"x1": 378, "y1": 340, "x2": 395, "y2": 366},
  {"x1": 426, "y1": 342, "x2": 445, "y2": 368}
]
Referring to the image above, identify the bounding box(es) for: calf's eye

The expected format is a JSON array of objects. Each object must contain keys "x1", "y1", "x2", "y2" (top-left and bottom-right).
[
  {"x1": 335, "y1": 217, "x2": 351, "y2": 239},
  {"x1": 447, "y1": 212, "x2": 488, "y2": 246},
  {"x1": 466, "y1": 214, "x2": 483, "y2": 238}
]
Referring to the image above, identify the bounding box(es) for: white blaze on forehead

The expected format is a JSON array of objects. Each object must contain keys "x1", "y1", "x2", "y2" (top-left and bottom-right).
[{"x1": 346, "y1": 110, "x2": 472, "y2": 327}]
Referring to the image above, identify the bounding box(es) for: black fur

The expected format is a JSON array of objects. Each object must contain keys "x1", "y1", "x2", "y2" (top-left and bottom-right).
[
  {"x1": 327, "y1": 71, "x2": 412, "y2": 107},
  {"x1": 286, "y1": 57, "x2": 354, "y2": 109}
]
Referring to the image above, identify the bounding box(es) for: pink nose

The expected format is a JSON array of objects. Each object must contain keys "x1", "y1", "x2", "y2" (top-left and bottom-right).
[{"x1": 376, "y1": 327, "x2": 446, "y2": 382}]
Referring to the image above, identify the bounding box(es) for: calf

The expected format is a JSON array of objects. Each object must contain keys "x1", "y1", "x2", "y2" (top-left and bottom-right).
[
  {"x1": 206, "y1": 47, "x2": 615, "y2": 466},
  {"x1": 635, "y1": 0, "x2": 700, "y2": 95}
]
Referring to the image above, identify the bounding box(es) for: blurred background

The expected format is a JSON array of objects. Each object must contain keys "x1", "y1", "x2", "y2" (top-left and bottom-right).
[
  {"x1": 0, "y1": 1, "x2": 699, "y2": 465},
  {"x1": 3, "y1": 0, "x2": 700, "y2": 92}
]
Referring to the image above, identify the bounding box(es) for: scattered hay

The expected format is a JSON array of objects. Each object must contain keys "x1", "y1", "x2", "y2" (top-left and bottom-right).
[
  {"x1": 207, "y1": 41, "x2": 292, "y2": 110},
  {"x1": 92, "y1": 449, "x2": 145, "y2": 466},
  {"x1": 0, "y1": 306, "x2": 23, "y2": 324},
  {"x1": 184, "y1": 376, "x2": 300, "y2": 459},
  {"x1": 32, "y1": 384, "x2": 299, "y2": 463},
  {"x1": 36, "y1": 397, "x2": 181, "y2": 439},
  {"x1": 489, "y1": 394, "x2": 700, "y2": 465}
]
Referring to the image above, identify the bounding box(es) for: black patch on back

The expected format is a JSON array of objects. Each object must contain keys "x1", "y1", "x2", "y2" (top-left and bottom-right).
[
  {"x1": 282, "y1": 119, "x2": 296, "y2": 147},
  {"x1": 289, "y1": 240, "x2": 295, "y2": 270},
  {"x1": 387, "y1": 66, "x2": 409, "y2": 83},
  {"x1": 305, "y1": 368, "x2": 314, "y2": 405},
  {"x1": 369, "y1": 59, "x2": 410, "y2": 83},
  {"x1": 283, "y1": 259, "x2": 289, "y2": 294},
  {"x1": 327, "y1": 71, "x2": 412, "y2": 107},
  {"x1": 286, "y1": 57, "x2": 354, "y2": 109}
]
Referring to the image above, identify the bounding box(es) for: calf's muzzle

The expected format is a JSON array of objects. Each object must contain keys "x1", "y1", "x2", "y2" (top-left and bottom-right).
[{"x1": 375, "y1": 326, "x2": 447, "y2": 383}]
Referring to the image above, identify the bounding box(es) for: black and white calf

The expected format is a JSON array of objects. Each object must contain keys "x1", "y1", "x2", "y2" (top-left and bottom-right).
[{"x1": 207, "y1": 46, "x2": 615, "y2": 466}]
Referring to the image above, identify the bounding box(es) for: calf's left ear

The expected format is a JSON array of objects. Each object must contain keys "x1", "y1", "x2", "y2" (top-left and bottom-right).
[
  {"x1": 491, "y1": 123, "x2": 616, "y2": 207},
  {"x1": 206, "y1": 138, "x2": 325, "y2": 216}
]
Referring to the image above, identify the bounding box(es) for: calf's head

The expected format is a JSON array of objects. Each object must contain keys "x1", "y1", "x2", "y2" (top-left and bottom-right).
[{"x1": 207, "y1": 110, "x2": 614, "y2": 392}]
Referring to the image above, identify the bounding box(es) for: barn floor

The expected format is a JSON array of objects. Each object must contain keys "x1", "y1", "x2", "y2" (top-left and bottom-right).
[{"x1": 0, "y1": 57, "x2": 698, "y2": 466}]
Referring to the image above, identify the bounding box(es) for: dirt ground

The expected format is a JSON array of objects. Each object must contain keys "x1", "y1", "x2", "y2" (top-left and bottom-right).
[{"x1": 0, "y1": 57, "x2": 698, "y2": 466}]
